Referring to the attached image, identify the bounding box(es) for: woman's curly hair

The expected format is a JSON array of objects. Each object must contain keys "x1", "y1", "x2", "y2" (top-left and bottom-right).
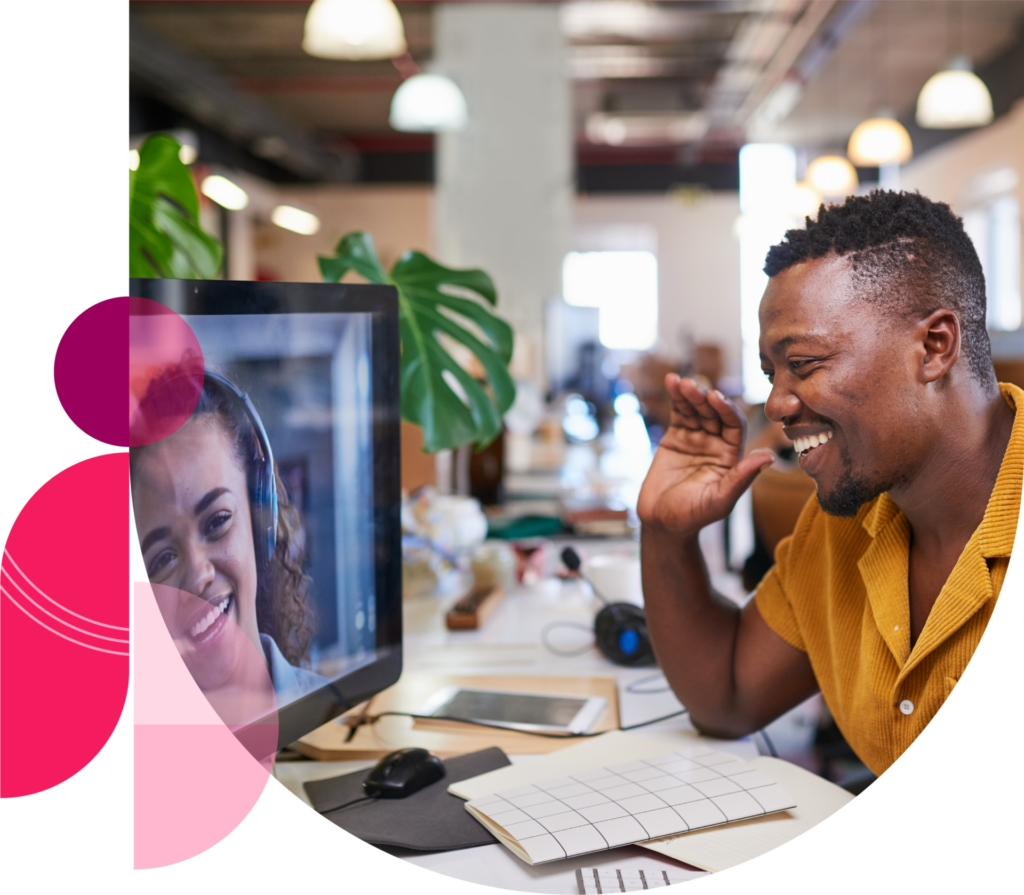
[{"x1": 130, "y1": 356, "x2": 316, "y2": 667}]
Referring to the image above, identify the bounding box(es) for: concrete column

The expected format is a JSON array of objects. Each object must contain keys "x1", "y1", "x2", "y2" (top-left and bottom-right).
[{"x1": 434, "y1": 3, "x2": 573, "y2": 385}]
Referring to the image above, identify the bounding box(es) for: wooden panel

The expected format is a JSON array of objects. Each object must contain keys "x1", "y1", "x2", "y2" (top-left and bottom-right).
[{"x1": 293, "y1": 673, "x2": 620, "y2": 761}]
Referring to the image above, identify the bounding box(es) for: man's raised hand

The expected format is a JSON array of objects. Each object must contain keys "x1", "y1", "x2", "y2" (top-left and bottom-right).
[{"x1": 637, "y1": 375, "x2": 775, "y2": 536}]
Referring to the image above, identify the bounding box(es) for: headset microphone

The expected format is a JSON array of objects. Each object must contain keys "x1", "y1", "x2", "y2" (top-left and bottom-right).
[{"x1": 561, "y1": 547, "x2": 655, "y2": 667}]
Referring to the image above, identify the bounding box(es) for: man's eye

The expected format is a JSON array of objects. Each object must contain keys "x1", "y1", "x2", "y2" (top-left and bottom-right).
[{"x1": 762, "y1": 369, "x2": 775, "y2": 383}]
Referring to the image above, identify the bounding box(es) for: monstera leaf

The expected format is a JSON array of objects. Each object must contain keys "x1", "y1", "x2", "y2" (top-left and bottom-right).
[
  {"x1": 130, "y1": 134, "x2": 222, "y2": 279},
  {"x1": 319, "y1": 233, "x2": 516, "y2": 453}
]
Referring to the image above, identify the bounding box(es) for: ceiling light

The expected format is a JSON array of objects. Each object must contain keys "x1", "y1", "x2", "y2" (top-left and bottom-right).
[
  {"x1": 847, "y1": 116, "x2": 913, "y2": 166},
  {"x1": 390, "y1": 74, "x2": 467, "y2": 132},
  {"x1": 916, "y1": 55, "x2": 994, "y2": 128},
  {"x1": 303, "y1": 0, "x2": 406, "y2": 60},
  {"x1": 129, "y1": 149, "x2": 139, "y2": 171},
  {"x1": 585, "y1": 112, "x2": 708, "y2": 146},
  {"x1": 201, "y1": 175, "x2": 249, "y2": 211},
  {"x1": 806, "y1": 156, "x2": 859, "y2": 197},
  {"x1": 178, "y1": 143, "x2": 198, "y2": 165},
  {"x1": 271, "y1": 205, "x2": 321, "y2": 236}
]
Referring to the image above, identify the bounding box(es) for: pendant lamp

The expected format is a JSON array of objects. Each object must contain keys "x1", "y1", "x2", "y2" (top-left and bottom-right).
[
  {"x1": 390, "y1": 74, "x2": 467, "y2": 132},
  {"x1": 303, "y1": 0, "x2": 406, "y2": 60},
  {"x1": 806, "y1": 156, "x2": 858, "y2": 197},
  {"x1": 916, "y1": 55, "x2": 994, "y2": 128},
  {"x1": 847, "y1": 116, "x2": 913, "y2": 166}
]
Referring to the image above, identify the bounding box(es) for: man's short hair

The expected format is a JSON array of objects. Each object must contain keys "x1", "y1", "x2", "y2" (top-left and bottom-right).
[{"x1": 764, "y1": 190, "x2": 993, "y2": 384}]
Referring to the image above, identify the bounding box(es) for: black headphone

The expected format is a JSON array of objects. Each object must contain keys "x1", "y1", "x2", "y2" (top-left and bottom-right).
[
  {"x1": 561, "y1": 547, "x2": 655, "y2": 667},
  {"x1": 205, "y1": 371, "x2": 278, "y2": 571}
]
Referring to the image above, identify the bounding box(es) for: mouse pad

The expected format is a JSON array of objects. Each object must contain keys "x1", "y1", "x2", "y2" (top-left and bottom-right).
[{"x1": 303, "y1": 746, "x2": 511, "y2": 851}]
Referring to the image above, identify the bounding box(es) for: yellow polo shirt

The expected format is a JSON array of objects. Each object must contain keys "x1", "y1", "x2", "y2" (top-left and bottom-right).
[{"x1": 755, "y1": 382, "x2": 1022, "y2": 775}]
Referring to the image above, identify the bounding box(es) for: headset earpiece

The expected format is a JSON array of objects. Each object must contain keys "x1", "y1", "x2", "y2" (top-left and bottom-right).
[
  {"x1": 205, "y1": 371, "x2": 278, "y2": 571},
  {"x1": 594, "y1": 602, "x2": 655, "y2": 666}
]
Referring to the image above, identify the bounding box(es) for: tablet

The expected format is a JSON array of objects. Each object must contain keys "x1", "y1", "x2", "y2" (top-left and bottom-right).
[{"x1": 417, "y1": 686, "x2": 607, "y2": 734}]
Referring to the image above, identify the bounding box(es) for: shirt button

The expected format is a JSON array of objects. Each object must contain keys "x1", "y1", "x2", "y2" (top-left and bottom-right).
[{"x1": 899, "y1": 699, "x2": 914, "y2": 715}]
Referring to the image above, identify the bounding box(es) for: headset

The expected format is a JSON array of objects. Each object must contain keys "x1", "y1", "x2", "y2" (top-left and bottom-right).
[
  {"x1": 561, "y1": 547, "x2": 655, "y2": 667},
  {"x1": 204, "y1": 371, "x2": 279, "y2": 571}
]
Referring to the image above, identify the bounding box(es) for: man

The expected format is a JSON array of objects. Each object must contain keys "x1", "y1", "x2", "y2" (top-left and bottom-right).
[{"x1": 637, "y1": 190, "x2": 1021, "y2": 776}]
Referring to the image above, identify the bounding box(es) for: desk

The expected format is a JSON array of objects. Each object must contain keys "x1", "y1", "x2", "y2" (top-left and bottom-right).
[{"x1": 276, "y1": 541, "x2": 768, "y2": 893}]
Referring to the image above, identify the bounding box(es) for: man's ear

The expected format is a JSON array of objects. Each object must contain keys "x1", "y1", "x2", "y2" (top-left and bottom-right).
[{"x1": 917, "y1": 308, "x2": 960, "y2": 383}]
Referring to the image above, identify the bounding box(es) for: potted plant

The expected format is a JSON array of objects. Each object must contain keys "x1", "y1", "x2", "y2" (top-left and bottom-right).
[{"x1": 129, "y1": 134, "x2": 515, "y2": 454}]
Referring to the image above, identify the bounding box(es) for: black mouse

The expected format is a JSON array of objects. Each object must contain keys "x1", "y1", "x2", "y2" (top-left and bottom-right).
[{"x1": 363, "y1": 747, "x2": 445, "y2": 798}]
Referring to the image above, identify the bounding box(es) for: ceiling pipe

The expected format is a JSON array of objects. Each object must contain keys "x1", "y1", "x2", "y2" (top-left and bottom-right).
[{"x1": 130, "y1": 21, "x2": 358, "y2": 182}]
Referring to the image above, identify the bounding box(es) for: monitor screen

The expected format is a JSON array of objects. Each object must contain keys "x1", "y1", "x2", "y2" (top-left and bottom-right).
[{"x1": 128, "y1": 279, "x2": 401, "y2": 748}]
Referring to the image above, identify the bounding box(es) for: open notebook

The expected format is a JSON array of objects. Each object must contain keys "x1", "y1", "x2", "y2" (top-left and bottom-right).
[
  {"x1": 465, "y1": 745, "x2": 796, "y2": 865},
  {"x1": 454, "y1": 730, "x2": 853, "y2": 872}
]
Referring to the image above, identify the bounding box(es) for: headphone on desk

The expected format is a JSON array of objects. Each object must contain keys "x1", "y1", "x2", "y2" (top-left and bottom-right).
[
  {"x1": 204, "y1": 371, "x2": 279, "y2": 571},
  {"x1": 561, "y1": 547, "x2": 655, "y2": 667}
]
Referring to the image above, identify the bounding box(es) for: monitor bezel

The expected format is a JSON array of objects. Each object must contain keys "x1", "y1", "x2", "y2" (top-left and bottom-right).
[{"x1": 129, "y1": 277, "x2": 403, "y2": 749}]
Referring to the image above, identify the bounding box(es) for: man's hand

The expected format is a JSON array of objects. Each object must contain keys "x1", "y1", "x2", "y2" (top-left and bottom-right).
[{"x1": 637, "y1": 375, "x2": 775, "y2": 536}]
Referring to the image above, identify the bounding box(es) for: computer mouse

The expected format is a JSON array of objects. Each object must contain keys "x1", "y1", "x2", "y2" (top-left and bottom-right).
[{"x1": 362, "y1": 747, "x2": 445, "y2": 799}]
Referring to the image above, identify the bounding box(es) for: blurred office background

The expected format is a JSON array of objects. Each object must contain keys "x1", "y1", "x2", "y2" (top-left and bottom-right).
[{"x1": 130, "y1": 0, "x2": 1024, "y2": 784}]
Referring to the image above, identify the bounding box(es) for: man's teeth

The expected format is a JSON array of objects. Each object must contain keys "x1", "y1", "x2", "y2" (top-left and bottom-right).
[
  {"x1": 190, "y1": 596, "x2": 230, "y2": 639},
  {"x1": 793, "y1": 430, "x2": 834, "y2": 454}
]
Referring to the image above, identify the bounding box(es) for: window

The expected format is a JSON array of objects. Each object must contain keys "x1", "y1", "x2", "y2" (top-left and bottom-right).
[
  {"x1": 963, "y1": 173, "x2": 1021, "y2": 332},
  {"x1": 562, "y1": 251, "x2": 658, "y2": 351}
]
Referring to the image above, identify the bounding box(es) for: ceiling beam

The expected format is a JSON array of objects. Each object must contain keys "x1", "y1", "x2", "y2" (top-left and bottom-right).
[{"x1": 130, "y1": 19, "x2": 357, "y2": 181}]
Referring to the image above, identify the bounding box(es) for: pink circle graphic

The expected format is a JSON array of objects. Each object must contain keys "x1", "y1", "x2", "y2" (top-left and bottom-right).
[
  {"x1": 0, "y1": 454, "x2": 129, "y2": 798},
  {"x1": 54, "y1": 296, "x2": 204, "y2": 447},
  {"x1": 134, "y1": 582, "x2": 277, "y2": 869}
]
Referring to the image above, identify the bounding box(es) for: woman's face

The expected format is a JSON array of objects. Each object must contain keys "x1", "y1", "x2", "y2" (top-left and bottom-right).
[{"x1": 131, "y1": 416, "x2": 263, "y2": 691}]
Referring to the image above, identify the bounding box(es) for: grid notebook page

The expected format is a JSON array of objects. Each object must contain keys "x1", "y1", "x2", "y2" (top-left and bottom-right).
[
  {"x1": 575, "y1": 868, "x2": 694, "y2": 893},
  {"x1": 466, "y1": 745, "x2": 796, "y2": 865}
]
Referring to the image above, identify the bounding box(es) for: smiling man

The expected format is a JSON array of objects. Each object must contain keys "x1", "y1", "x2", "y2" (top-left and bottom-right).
[{"x1": 638, "y1": 191, "x2": 1022, "y2": 776}]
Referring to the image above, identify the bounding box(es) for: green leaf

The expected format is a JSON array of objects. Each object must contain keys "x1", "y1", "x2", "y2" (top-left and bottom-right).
[
  {"x1": 391, "y1": 251, "x2": 497, "y2": 305},
  {"x1": 318, "y1": 232, "x2": 389, "y2": 285},
  {"x1": 321, "y1": 232, "x2": 516, "y2": 452},
  {"x1": 129, "y1": 134, "x2": 223, "y2": 279}
]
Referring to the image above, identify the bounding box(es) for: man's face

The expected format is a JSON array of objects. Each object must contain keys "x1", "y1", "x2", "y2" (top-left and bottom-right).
[{"x1": 758, "y1": 255, "x2": 923, "y2": 517}]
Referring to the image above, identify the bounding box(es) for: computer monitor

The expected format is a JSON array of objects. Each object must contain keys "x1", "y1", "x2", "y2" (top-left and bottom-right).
[{"x1": 128, "y1": 278, "x2": 401, "y2": 749}]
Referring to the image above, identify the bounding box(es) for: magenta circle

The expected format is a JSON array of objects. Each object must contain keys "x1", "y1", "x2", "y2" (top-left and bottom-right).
[{"x1": 54, "y1": 296, "x2": 204, "y2": 447}]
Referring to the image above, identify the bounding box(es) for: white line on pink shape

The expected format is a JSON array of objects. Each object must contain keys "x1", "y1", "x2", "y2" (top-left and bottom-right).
[
  {"x1": 1, "y1": 548, "x2": 130, "y2": 630},
  {"x1": 0, "y1": 577, "x2": 131, "y2": 655}
]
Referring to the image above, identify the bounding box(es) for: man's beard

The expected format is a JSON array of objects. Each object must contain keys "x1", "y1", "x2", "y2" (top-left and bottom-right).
[{"x1": 815, "y1": 440, "x2": 899, "y2": 518}]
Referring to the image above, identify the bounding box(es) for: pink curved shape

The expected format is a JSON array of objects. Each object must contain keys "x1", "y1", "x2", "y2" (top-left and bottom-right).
[
  {"x1": 3, "y1": 548, "x2": 129, "y2": 630},
  {"x1": 134, "y1": 582, "x2": 277, "y2": 869}
]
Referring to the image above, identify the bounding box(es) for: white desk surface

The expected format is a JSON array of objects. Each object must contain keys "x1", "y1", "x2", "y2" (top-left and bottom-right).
[{"x1": 276, "y1": 544, "x2": 765, "y2": 893}]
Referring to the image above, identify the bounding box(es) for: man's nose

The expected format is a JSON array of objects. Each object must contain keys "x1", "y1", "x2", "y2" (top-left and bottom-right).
[{"x1": 765, "y1": 379, "x2": 802, "y2": 423}]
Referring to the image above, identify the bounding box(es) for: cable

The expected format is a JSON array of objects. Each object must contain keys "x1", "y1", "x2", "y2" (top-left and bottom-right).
[
  {"x1": 625, "y1": 673, "x2": 671, "y2": 694},
  {"x1": 321, "y1": 794, "x2": 379, "y2": 813},
  {"x1": 363, "y1": 708, "x2": 689, "y2": 739},
  {"x1": 540, "y1": 620, "x2": 597, "y2": 658},
  {"x1": 756, "y1": 728, "x2": 779, "y2": 758}
]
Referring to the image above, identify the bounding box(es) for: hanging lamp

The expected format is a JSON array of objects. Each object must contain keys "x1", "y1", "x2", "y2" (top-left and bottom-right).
[
  {"x1": 916, "y1": 1, "x2": 993, "y2": 129},
  {"x1": 916, "y1": 55, "x2": 994, "y2": 128},
  {"x1": 847, "y1": 116, "x2": 913, "y2": 166},
  {"x1": 847, "y1": 4, "x2": 912, "y2": 167},
  {"x1": 390, "y1": 73, "x2": 467, "y2": 132},
  {"x1": 806, "y1": 156, "x2": 858, "y2": 197},
  {"x1": 303, "y1": 0, "x2": 406, "y2": 60}
]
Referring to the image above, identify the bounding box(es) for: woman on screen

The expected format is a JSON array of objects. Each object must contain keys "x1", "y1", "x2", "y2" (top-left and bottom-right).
[{"x1": 129, "y1": 358, "x2": 326, "y2": 707}]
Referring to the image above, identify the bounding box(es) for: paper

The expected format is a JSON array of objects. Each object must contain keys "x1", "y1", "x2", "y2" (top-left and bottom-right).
[
  {"x1": 466, "y1": 745, "x2": 795, "y2": 865},
  {"x1": 452, "y1": 730, "x2": 852, "y2": 873},
  {"x1": 641, "y1": 756, "x2": 853, "y2": 872},
  {"x1": 576, "y1": 868, "x2": 694, "y2": 893}
]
